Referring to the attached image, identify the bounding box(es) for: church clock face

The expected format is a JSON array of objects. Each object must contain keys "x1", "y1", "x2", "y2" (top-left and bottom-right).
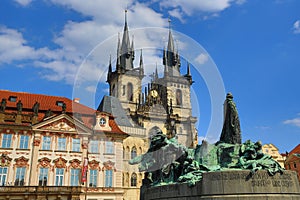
[
  {"x1": 99, "y1": 117, "x2": 106, "y2": 125},
  {"x1": 150, "y1": 90, "x2": 158, "y2": 98}
]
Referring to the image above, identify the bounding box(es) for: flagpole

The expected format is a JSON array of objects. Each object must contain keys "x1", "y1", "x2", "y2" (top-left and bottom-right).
[{"x1": 84, "y1": 152, "x2": 89, "y2": 200}]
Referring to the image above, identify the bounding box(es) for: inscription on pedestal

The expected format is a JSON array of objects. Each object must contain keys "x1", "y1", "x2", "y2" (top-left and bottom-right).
[
  {"x1": 144, "y1": 170, "x2": 300, "y2": 200},
  {"x1": 206, "y1": 171, "x2": 294, "y2": 188}
]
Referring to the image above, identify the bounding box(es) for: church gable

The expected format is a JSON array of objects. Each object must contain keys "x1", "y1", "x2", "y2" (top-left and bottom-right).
[
  {"x1": 32, "y1": 114, "x2": 91, "y2": 133},
  {"x1": 42, "y1": 119, "x2": 75, "y2": 131}
]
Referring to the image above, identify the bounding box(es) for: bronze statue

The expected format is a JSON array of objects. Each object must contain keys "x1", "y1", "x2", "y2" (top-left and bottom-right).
[
  {"x1": 130, "y1": 94, "x2": 284, "y2": 191},
  {"x1": 219, "y1": 92, "x2": 241, "y2": 144}
]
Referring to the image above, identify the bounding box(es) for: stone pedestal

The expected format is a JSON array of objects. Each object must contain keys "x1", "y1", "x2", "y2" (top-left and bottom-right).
[{"x1": 144, "y1": 170, "x2": 300, "y2": 200}]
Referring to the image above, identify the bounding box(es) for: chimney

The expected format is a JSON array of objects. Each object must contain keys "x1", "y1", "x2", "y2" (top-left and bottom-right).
[{"x1": 73, "y1": 98, "x2": 80, "y2": 103}]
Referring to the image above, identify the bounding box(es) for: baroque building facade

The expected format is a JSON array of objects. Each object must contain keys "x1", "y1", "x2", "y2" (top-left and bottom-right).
[
  {"x1": 0, "y1": 90, "x2": 129, "y2": 200},
  {"x1": 261, "y1": 143, "x2": 285, "y2": 168}
]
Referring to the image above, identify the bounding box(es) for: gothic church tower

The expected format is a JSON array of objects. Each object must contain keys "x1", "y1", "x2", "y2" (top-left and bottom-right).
[
  {"x1": 106, "y1": 13, "x2": 197, "y2": 148},
  {"x1": 106, "y1": 10, "x2": 144, "y2": 113}
]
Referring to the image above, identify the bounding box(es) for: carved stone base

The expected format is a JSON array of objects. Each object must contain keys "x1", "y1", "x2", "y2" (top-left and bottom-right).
[{"x1": 144, "y1": 170, "x2": 300, "y2": 200}]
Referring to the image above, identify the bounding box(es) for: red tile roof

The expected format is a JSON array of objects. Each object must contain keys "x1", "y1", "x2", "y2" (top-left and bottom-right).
[
  {"x1": 0, "y1": 90, "x2": 127, "y2": 137},
  {"x1": 108, "y1": 116, "x2": 127, "y2": 135},
  {"x1": 290, "y1": 144, "x2": 300, "y2": 154},
  {"x1": 0, "y1": 90, "x2": 94, "y2": 114}
]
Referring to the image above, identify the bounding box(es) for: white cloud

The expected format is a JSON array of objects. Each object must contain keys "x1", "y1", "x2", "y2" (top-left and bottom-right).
[
  {"x1": 283, "y1": 117, "x2": 300, "y2": 127},
  {"x1": 1, "y1": 0, "x2": 243, "y2": 86},
  {"x1": 198, "y1": 136, "x2": 206, "y2": 142},
  {"x1": 14, "y1": 0, "x2": 33, "y2": 6},
  {"x1": 255, "y1": 126, "x2": 271, "y2": 130},
  {"x1": 168, "y1": 8, "x2": 185, "y2": 23},
  {"x1": 0, "y1": 26, "x2": 55, "y2": 64},
  {"x1": 0, "y1": 1, "x2": 169, "y2": 85},
  {"x1": 158, "y1": 0, "x2": 245, "y2": 20},
  {"x1": 293, "y1": 20, "x2": 300, "y2": 34},
  {"x1": 47, "y1": 1, "x2": 168, "y2": 85},
  {"x1": 85, "y1": 85, "x2": 97, "y2": 93},
  {"x1": 195, "y1": 53, "x2": 208, "y2": 65}
]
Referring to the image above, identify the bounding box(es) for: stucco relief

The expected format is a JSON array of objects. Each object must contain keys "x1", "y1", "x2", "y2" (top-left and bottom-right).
[{"x1": 14, "y1": 156, "x2": 29, "y2": 167}]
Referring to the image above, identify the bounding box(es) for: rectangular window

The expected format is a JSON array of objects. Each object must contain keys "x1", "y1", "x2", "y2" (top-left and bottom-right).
[
  {"x1": 0, "y1": 167, "x2": 8, "y2": 186},
  {"x1": 55, "y1": 168, "x2": 64, "y2": 186},
  {"x1": 15, "y1": 167, "x2": 26, "y2": 186},
  {"x1": 70, "y1": 169, "x2": 80, "y2": 186},
  {"x1": 39, "y1": 168, "x2": 48, "y2": 186},
  {"x1": 19, "y1": 135, "x2": 29, "y2": 149},
  {"x1": 42, "y1": 136, "x2": 51, "y2": 150},
  {"x1": 57, "y1": 137, "x2": 66, "y2": 151},
  {"x1": 56, "y1": 101, "x2": 64, "y2": 106},
  {"x1": 105, "y1": 170, "x2": 113, "y2": 187},
  {"x1": 105, "y1": 141, "x2": 114, "y2": 154},
  {"x1": 89, "y1": 169, "x2": 97, "y2": 187},
  {"x1": 90, "y1": 140, "x2": 99, "y2": 153},
  {"x1": 72, "y1": 138, "x2": 80, "y2": 152},
  {"x1": 2, "y1": 134, "x2": 12, "y2": 148},
  {"x1": 8, "y1": 96, "x2": 17, "y2": 102}
]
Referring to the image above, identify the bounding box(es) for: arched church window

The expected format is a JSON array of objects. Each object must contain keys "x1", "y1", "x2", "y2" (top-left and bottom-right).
[
  {"x1": 131, "y1": 173, "x2": 137, "y2": 187},
  {"x1": 131, "y1": 146, "x2": 137, "y2": 159},
  {"x1": 122, "y1": 85, "x2": 126, "y2": 96},
  {"x1": 176, "y1": 89, "x2": 182, "y2": 106},
  {"x1": 127, "y1": 83, "x2": 133, "y2": 101}
]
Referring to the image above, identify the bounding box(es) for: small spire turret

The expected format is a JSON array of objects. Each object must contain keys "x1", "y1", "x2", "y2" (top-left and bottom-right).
[
  {"x1": 131, "y1": 35, "x2": 135, "y2": 60},
  {"x1": 116, "y1": 32, "x2": 121, "y2": 72},
  {"x1": 107, "y1": 55, "x2": 112, "y2": 82},
  {"x1": 139, "y1": 49, "x2": 144, "y2": 76},
  {"x1": 154, "y1": 64, "x2": 159, "y2": 80},
  {"x1": 184, "y1": 62, "x2": 194, "y2": 85}
]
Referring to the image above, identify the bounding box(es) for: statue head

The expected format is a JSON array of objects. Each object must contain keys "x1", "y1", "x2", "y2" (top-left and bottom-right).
[
  {"x1": 149, "y1": 126, "x2": 163, "y2": 139},
  {"x1": 226, "y1": 92, "x2": 233, "y2": 99}
]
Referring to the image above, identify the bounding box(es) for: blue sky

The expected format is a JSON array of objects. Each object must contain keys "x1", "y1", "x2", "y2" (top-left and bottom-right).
[{"x1": 1, "y1": 0, "x2": 300, "y2": 152}]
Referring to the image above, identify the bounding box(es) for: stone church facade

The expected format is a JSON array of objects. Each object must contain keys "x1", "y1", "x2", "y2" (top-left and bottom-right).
[
  {"x1": 105, "y1": 11, "x2": 198, "y2": 200},
  {"x1": 106, "y1": 11, "x2": 197, "y2": 148}
]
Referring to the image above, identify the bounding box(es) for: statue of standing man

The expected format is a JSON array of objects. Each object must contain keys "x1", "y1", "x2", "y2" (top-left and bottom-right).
[
  {"x1": 17, "y1": 100, "x2": 23, "y2": 114},
  {"x1": 219, "y1": 93, "x2": 241, "y2": 144},
  {"x1": 0, "y1": 98, "x2": 6, "y2": 112}
]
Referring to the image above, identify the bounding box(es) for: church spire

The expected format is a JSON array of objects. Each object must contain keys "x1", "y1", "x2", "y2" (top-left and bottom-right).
[
  {"x1": 120, "y1": 9, "x2": 134, "y2": 70},
  {"x1": 167, "y1": 18, "x2": 175, "y2": 54},
  {"x1": 163, "y1": 18, "x2": 180, "y2": 77},
  {"x1": 107, "y1": 55, "x2": 112, "y2": 82},
  {"x1": 121, "y1": 9, "x2": 130, "y2": 55}
]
